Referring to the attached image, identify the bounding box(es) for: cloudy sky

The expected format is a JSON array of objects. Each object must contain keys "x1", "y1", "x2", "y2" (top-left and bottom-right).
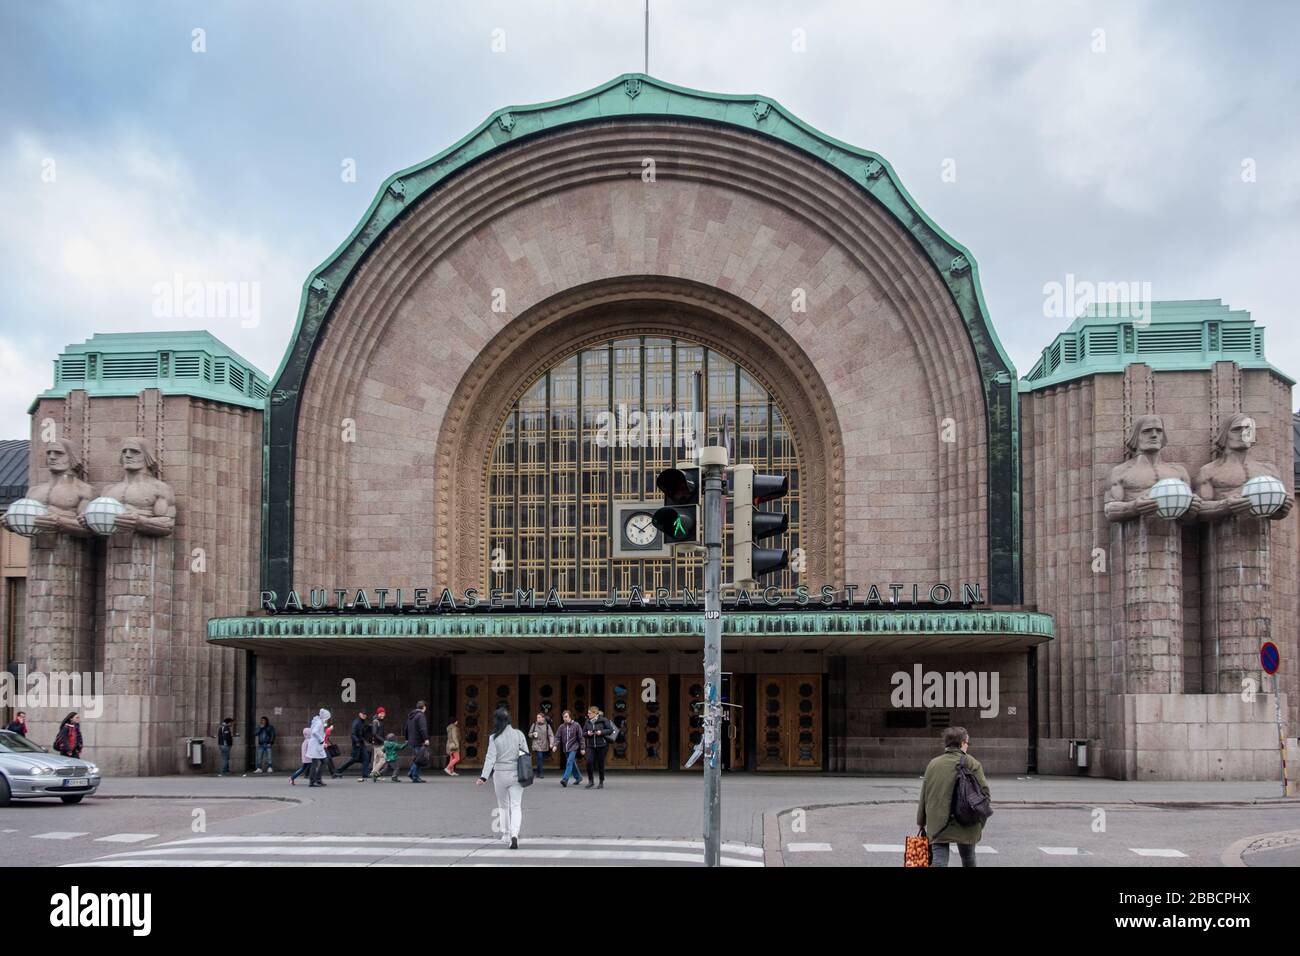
[{"x1": 1, "y1": 0, "x2": 1297, "y2": 437}]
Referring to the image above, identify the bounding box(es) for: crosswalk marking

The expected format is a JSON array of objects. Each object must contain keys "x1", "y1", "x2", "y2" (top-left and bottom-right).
[
  {"x1": 1039, "y1": 846, "x2": 1083, "y2": 855},
  {"x1": 32, "y1": 831, "x2": 89, "y2": 840},
  {"x1": 786, "y1": 842, "x2": 833, "y2": 852},
  {"x1": 1130, "y1": 848, "x2": 1188, "y2": 858},
  {"x1": 73, "y1": 834, "x2": 765, "y2": 868},
  {"x1": 94, "y1": 833, "x2": 159, "y2": 844},
  {"x1": 863, "y1": 843, "x2": 905, "y2": 853}
]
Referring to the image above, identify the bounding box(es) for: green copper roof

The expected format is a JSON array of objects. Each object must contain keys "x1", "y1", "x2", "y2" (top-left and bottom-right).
[
  {"x1": 32, "y1": 331, "x2": 269, "y2": 412},
  {"x1": 207, "y1": 610, "x2": 1054, "y2": 643},
  {"x1": 1020, "y1": 299, "x2": 1293, "y2": 391}
]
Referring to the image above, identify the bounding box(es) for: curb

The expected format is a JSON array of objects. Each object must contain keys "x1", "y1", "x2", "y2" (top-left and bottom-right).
[
  {"x1": 762, "y1": 810, "x2": 783, "y2": 867},
  {"x1": 1219, "y1": 827, "x2": 1300, "y2": 867}
]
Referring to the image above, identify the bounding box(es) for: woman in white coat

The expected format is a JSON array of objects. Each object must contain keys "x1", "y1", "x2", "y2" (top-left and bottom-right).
[
  {"x1": 476, "y1": 707, "x2": 529, "y2": 849},
  {"x1": 307, "y1": 708, "x2": 331, "y2": 787}
]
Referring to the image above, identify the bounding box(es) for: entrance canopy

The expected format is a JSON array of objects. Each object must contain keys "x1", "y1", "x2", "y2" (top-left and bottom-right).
[{"x1": 207, "y1": 610, "x2": 1053, "y2": 655}]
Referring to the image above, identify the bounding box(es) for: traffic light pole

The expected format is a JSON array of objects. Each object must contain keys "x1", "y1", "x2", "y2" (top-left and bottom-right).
[{"x1": 699, "y1": 442, "x2": 727, "y2": 868}]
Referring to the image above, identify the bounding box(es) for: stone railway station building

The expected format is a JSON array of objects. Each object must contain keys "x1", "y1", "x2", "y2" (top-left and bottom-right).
[{"x1": 2, "y1": 76, "x2": 1296, "y2": 782}]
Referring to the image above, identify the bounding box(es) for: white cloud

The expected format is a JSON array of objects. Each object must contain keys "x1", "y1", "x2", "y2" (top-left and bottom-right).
[{"x1": 0, "y1": 130, "x2": 304, "y2": 436}]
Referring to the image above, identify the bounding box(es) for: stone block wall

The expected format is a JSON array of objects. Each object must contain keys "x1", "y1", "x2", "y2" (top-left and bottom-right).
[{"x1": 22, "y1": 389, "x2": 261, "y2": 775}]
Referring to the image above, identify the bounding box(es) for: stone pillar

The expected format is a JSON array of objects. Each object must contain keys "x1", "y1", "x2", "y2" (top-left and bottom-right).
[
  {"x1": 1109, "y1": 515, "x2": 1183, "y2": 695},
  {"x1": 1202, "y1": 518, "x2": 1271, "y2": 694},
  {"x1": 99, "y1": 533, "x2": 175, "y2": 775},
  {"x1": 24, "y1": 536, "x2": 96, "y2": 674}
]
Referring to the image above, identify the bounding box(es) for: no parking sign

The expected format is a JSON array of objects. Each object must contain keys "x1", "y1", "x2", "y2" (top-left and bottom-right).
[{"x1": 1261, "y1": 641, "x2": 1280, "y2": 675}]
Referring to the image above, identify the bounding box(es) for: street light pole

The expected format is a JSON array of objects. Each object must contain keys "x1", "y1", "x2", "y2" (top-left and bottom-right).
[{"x1": 700, "y1": 438, "x2": 726, "y2": 867}]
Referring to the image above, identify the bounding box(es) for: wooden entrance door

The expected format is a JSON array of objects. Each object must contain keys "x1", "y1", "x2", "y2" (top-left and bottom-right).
[
  {"x1": 679, "y1": 673, "x2": 745, "y2": 770},
  {"x1": 604, "y1": 673, "x2": 668, "y2": 769},
  {"x1": 453, "y1": 675, "x2": 518, "y2": 770},
  {"x1": 755, "y1": 675, "x2": 821, "y2": 770}
]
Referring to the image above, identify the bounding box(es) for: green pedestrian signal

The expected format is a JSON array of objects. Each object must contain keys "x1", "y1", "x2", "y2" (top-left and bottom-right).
[{"x1": 653, "y1": 466, "x2": 701, "y2": 544}]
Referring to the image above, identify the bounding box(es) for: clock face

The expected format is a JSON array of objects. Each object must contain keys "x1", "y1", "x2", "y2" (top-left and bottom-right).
[{"x1": 625, "y1": 511, "x2": 657, "y2": 547}]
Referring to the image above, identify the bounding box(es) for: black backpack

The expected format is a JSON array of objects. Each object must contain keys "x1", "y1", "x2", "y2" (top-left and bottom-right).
[{"x1": 951, "y1": 753, "x2": 993, "y2": 827}]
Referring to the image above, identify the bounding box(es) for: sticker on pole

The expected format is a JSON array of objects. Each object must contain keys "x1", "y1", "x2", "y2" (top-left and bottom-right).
[{"x1": 1260, "y1": 641, "x2": 1280, "y2": 675}]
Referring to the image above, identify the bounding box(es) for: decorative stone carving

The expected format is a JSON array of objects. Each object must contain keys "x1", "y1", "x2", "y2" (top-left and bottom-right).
[
  {"x1": 1195, "y1": 413, "x2": 1294, "y2": 523},
  {"x1": 1197, "y1": 412, "x2": 1293, "y2": 693},
  {"x1": 86, "y1": 437, "x2": 177, "y2": 537},
  {"x1": 1103, "y1": 415, "x2": 1200, "y2": 524},
  {"x1": 27, "y1": 439, "x2": 94, "y2": 536},
  {"x1": 1102, "y1": 415, "x2": 1196, "y2": 696}
]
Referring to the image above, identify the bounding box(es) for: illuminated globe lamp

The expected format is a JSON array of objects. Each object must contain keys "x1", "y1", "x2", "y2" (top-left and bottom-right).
[
  {"x1": 1147, "y1": 478, "x2": 1193, "y2": 520},
  {"x1": 83, "y1": 496, "x2": 126, "y2": 536},
  {"x1": 1241, "y1": 475, "x2": 1287, "y2": 517},
  {"x1": 2, "y1": 497, "x2": 49, "y2": 537}
]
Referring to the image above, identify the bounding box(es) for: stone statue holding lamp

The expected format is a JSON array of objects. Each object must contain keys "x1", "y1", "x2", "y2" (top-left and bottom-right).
[
  {"x1": 80, "y1": 437, "x2": 177, "y2": 537},
  {"x1": 1103, "y1": 414, "x2": 1201, "y2": 523},
  {"x1": 1195, "y1": 413, "x2": 1293, "y2": 522},
  {"x1": 19, "y1": 439, "x2": 96, "y2": 535}
]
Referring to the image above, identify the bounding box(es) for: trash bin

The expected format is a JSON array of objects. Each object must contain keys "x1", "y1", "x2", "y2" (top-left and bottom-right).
[{"x1": 188, "y1": 737, "x2": 205, "y2": 768}]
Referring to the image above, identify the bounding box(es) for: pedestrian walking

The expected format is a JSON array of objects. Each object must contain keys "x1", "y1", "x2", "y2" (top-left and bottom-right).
[
  {"x1": 916, "y1": 726, "x2": 992, "y2": 867},
  {"x1": 555, "y1": 710, "x2": 585, "y2": 788},
  {"x1": 254, "y1": 716, "x2": 276, "y2": 773},
  {"x1": 528, "y1": 712, "x2": 556, "y2": 779},
  {"x1": 445, "y1": 718, "x2": 462, "y2": 776},
  {"x1": 374, "y1": 733, "x2": 407, "y2": 782},
  {"x1": 289, "y1": 726, "x2": 312, "y2": 784},
  {"x1": 336, "y1": 709, "x2": 372, "y2": 779},
  {"x1": 5, "y1": 710, "x2": 27, "y2": 736},
  {"x1": 582, "y1": 706, "x2": 615, "y2": 789},
  {"x1": 368, "y1": 707, "x2": 390, "y2": 780},
  {"x1": 324, "y1": 719, "x2": 341, "y2": 778},
  {"x1": 217, "y1": 717, "x2": 235, "y2": 776},
  {"x1": 405, "y1": 700, "x2": 430, "y2": 783},
  {"x1": 53, "y1": 712, "x2": 82, "y2": 758},
  {"x1": 476, "y1": 707, "x2": 529, "y2": 849},
  {"x1": 307, "y1": 708, "x2": 330, "y2": 787}
]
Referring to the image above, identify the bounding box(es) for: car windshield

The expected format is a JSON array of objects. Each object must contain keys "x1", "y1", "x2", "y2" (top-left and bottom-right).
[{"x1": 0, "y1": 730, "x2": 45, "y2": 754}]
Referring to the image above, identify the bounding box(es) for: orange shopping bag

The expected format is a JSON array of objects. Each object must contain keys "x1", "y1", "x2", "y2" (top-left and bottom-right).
[{"x1": 904, "y1": 827, "x2": 931, "y2": 867}]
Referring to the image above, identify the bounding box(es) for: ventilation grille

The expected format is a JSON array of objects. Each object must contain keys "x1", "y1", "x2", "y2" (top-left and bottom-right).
[
  {"x1": 1062, "y1": 338, "x2": 1079, "y2": 363},
  {"x1": 1087, "y1": 329, "x2": 1120, "y2": 356},
  {"x1": 101, "y1": 356, "x2": 160, "y2": 379},
  {"x1": 251, "y1": 378, "x2": 268, "y2": 399},
  {"x1": 227, "y1": 365, "x2": 246, "y2": 392},
  {"x1": 1221, "y1": 327, "x2": 1253, "y2": 352},
  {"x1": 1136, "y1": 327, "x2": 1202, "y2": 354},
  {"x1": 1047, "y1": 342, "x2": 1062, "y2": 372},
  {"x1": 59, "y1": 358, "x2": 87, "y2": 382},
  {"x1": 928, "y1": 711, "x2": 952, "y2": 729},
  {"x1": 173, "y1": 355, "x2": 202, "y2": 379}
]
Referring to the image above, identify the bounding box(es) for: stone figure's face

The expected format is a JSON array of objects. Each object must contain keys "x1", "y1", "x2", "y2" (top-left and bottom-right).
[
  {"x1": 121, "y1": 440, "x2": 145, "y2": 471},
  {"x1": 1228, "y1": 418, "x2": 1257, "y2": 451},
  {"x1": 45, "y1": 445, "x2": 69, "y2": 474},
  {"x1": 1137, "y1": 421, "x2": 1165, "y2": 452}
]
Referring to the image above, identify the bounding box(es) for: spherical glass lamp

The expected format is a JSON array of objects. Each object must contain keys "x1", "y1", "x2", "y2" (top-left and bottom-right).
[
  {"x1": 3, "y1": 497, "x2": 49, "y2": 537},
  {"x1": 1148, "y1": 478, "x2": 1193, "y2": 519},
  {"x1": 83, "y1": 496, "x2": 125, "y2": 536},
  {"x1": 1241, "y1": 475, "x2": 1287, "y2": 517}
]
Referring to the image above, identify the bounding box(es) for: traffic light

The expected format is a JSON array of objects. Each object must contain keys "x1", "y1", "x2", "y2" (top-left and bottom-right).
[
  {"x1": 730, "y1": 464, "x2": 790, "y2": 585},
  {"x1": 653, "y1": 466, "x2": 700, "y2": 544}
]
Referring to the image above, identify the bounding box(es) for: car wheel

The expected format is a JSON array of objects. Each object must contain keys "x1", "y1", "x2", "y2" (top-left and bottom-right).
[
  {"x1": 0, "y1": 774, "x2": 10, "y2": 806},
  {"x1": 60, "y1": 794, "x2": 85, "y2": 804}
]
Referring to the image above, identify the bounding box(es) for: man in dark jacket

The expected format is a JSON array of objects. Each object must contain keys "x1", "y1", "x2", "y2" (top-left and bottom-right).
[
  {"x1": 4, "y1": 711, "x2": 27, "y2": 737},
  {"x1": 405, "y1": 702, "x2": 430, "y2": 783},
  {"x1": 917, "y1": 726, "x2": 991, "y2": 867},
  {"x1": 555, "y1": 710, "x2": 585, "y2": 788},
  {"x1": 337, "y1": 709, "x2": 372, "y2": 779},
  {"x1": 217, "y1": 717, "x2": 236, "y2": 776},
  {"x1": 254, "y1": 716, "x2": 276, "y2": 773},
  {"x1": 582, "y1": 707, "x2": 616, "y2": 789}
]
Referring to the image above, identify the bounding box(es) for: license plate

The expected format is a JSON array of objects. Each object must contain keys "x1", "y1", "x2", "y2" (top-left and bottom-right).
[{"x1": 64, "y1": 778, "x2": 89, "y2": 787}]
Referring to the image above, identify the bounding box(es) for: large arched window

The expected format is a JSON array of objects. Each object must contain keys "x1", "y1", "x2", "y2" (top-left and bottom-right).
[{"x1": 486, "y1": 335, "x2": 802, "y2": 599}]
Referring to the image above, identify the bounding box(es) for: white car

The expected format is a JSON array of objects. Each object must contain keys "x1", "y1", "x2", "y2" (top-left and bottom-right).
[{"x1": 0, "y1": 730, "x2": 101, "y2": 804}]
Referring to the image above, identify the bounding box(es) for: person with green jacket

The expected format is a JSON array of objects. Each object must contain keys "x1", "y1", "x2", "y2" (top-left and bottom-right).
[
  {"x1": 372, "y1": 733, "x2": 408, "y2": 782},
  {"x1": 916, "y1": 726, "x2": 990, "y2": 867}
]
